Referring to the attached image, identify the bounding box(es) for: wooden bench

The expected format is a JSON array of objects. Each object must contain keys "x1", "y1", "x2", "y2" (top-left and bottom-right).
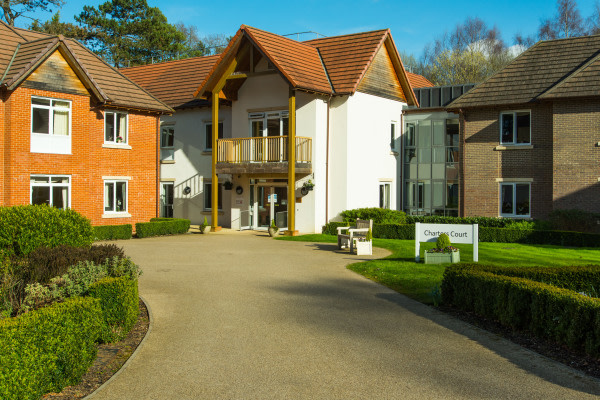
[{"x1": 337, "y1": 219, "x2": 373, "y2": 254}]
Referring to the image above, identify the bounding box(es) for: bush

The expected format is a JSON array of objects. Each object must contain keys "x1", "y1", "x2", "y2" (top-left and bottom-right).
[
  {"x1": 135, "y1": 219, "x2": 191, "y2": 238},
  {"x1": 0, "y1": 297, "x2": 102, "y2": 399},
  {"x1": 0, "y1": 205, "x2": 93, "y2": 257},
  {"x1": 436, "y1": 233, "x2": 451, "y2": 249},
  {"x1": 94, "y1": 224, "x2": 132, "y2": 241},
  {"x1": 88, "y1": 276, "x2": 139, "y2": 343},
  {"x1": 480, "y1": 227, "x2": 600, "y2": 247},
  {"x1": 404, "y1": 215, "x2": 528, "y2": 228},
  {"x1": 340, "y1": 208, "x2": 407, "y2": 224},
  {"x1": 547, "y1": 209, "x2": 600, "y2": 233},
  {"x1": 442, "y1": 265, "x2": 600, "y2": 355}
]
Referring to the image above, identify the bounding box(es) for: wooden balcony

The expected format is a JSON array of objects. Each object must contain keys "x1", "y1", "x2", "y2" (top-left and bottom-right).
[{"x1": 216, "y1": 136, "x2": 312, "y2": 175}]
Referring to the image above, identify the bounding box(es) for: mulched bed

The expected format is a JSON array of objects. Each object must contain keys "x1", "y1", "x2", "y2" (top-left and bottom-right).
[
  {"x1": 439, "y1": 305, "x2": 600, "y2": 379},
  {"x1": 42, "y1": 299, "x2": 149, "y2": 399}
]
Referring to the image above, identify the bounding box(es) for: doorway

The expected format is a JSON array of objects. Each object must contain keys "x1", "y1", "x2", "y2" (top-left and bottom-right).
[{"x1": 247, "y1": 181, "x2": 288, "y2": 230}]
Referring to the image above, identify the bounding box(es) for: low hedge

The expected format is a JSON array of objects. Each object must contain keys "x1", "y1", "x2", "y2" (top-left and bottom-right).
[
  {"x1": 88, "y1": 276, "x2": 139, "y2": 343},
  {"x1": 93, "y1": 224, "x2": 132, "y2": 241},
  {"x1": 135, "y1": 219, "x2": 191, "y2": 238},
  {"x1": 0, "y1": 297, "x2": 102, "y2": 399},
  {"x1": 322, "y1": 222, "x2": 600, "y2": 247},
  {"x1": 340, "y1": 208, "x2": 407, "y2": 224},
  {"x1": 0, "y1": 205, "x2": 93, "y2": 257},
  {"x1": 442, "y1": 265, "x2": 600, "y2": 355},
  {"x1": 455, "y1": 263, "x2": 600, "y2": 295}
]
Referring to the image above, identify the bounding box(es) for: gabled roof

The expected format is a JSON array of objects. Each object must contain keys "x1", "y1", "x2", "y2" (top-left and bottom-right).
[
  {"x1": 0, "y1": 21, "x2": 172, "y2": 113},
  {"x1": 449, "y1": 34, "x2": 600, "y2": 109},
  {"x1": 194, "y1": 25, "x2": 419, "y2": 105},
  {"x1": 121, "y1": 55, "x2": 220, "y2": 109}
]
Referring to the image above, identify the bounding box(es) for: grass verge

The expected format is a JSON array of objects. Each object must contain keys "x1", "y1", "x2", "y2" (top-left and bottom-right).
[{"x1": 277, "y1": 234, "x2": 600, "y2": 304}]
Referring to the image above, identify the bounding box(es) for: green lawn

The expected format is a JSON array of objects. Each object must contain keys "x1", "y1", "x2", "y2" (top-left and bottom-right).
[{"x1": 277, "y1": 234, "x2": 600, "y2": 304}]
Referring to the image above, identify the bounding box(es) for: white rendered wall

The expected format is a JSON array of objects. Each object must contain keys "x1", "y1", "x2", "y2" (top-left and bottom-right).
[
  {"x1": 160, "y1": 107, "x2": 232, "y2": 226},
  {"x1": 328, "y1": 92, "x2": 404, "y2": 220}
]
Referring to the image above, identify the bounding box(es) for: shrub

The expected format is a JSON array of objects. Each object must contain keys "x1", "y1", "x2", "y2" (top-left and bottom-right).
[
  {"x1": 88, "y1": 276, "x2": 139, "y2": 343},
  {"x1": 93, "y1": 224, "x2": 132, "y2": 240},
  {"x1": 0, "y1": 297, "x2": 102, "y2": 399},
  {"x1": 135, "y1": 219, "x2": 191, "y2": 238},
  {"x1": 547, "y1": 209, "x2": 600, "y2": 233},
  {"x1": 442, "y1": 265, "x2": 600, "y2": 355},
  {"x1": 340, "y1": 208, "x2": 407, "y2": 224},
  {"x1": 436, "y1": 233, "x2": 451, "y2": 249},
  {"x1": 0, "y1": 205, "x2": 93, "y2": 257},
  {"x1": 479, "y1": 227, "x2": 600, "y2": 247}
]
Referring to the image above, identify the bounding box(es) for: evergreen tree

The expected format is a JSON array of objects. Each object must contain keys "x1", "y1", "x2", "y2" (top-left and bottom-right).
[{"x1": 1, "y1": 0, "x2": 63, "y2": 26}]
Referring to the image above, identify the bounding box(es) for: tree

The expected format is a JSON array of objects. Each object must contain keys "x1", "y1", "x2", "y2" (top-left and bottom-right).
[
  {"x1": 175, "y1": 22, "x2": 208, "y2": 58},
  {"x1": 1, "y1": 0, "x2": 63, "y2": 26},
  {"x1": 419, "y1": 17, "x2": 514, "y2": 86},
  {"x1": 538, "y1": 0, "x2": 586, "y2": 40},
  {"x1": 29, "y1": 12, "x2": 90, "y2": 40},
  {"x1": 75, "y1": 0, "x2": 186, "y2": 67},
  {"x1": 588, "y1": 1, "x2": 600, "y2": 35}
]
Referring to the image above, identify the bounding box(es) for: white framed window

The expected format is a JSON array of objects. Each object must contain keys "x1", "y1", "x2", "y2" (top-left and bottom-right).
[
  {"x1": 161, "y1": 125, "x2": 174, "y2": 148},
  {"x1": 160, "y1": 182, "x2": 174, "y2": 218},
  {"x1": 31, "y1": 96, "x2": 71, "y2": 154},
  {"x1": 500, "y1": 111, "x2": 530, "y2": 145},
  {"x1": 203, "y1": 182, "x2": 223, "y2": 210},
  {"x1": 248, "y1": 111, "x2": 288, "y2": 137},
  {"x1": 391, "y1": 121, "x2": 398, "y2": 150},
  {"x1": 30, "y1": 175, "x2": 71, "y2": 209},
  {"x1": 104, "y1": 111, "x2": 128, "y2": 144},
  {"x1": 379, "y1": 182, "x2": 391, "y2": 209},
  {"x1": 500, "y1": 182, "x2": 530, "y2": 217},
  {"x1": 204, "y1": 122, "x2": 223, "y2": 151},
  {"x1": 104, "y1": 180, "x2": 128, "y2": 213}
]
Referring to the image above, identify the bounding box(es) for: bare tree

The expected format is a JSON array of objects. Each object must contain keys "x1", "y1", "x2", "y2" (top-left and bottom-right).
[
  {"x1": 1, "y1": 0, "x2": 63, "y2": 26},
  {"x1": 588, "y1": 1, "x2": 600, "y2": 35},
  {"x1": 538, "y1": 0, "x2": 586, "y2": 39}
]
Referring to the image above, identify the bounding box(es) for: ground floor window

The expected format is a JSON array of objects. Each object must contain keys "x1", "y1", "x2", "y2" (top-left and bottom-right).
[
  {"x1": 104, "y1": 180, "x2": 128, "y2": 213},
  {"x1": 204, "y1": 182, "x2": 223, "y2": 210},
  {"x1": 160, "y1": 182, "x2": 174, "y2": 218},
  {"x1": 379, "y1": 182, "x2": 391, "y2": 209},
  {"x1": 30, "y1": 175, "x2": 70, "y2": 208},
  {"x1": 500, "y1": 182, "x2": 530, "y2": 217}
]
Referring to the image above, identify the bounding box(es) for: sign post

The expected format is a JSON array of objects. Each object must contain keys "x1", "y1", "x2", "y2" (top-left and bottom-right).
[{"x1": 415, "y1": 223, "x2": 479, "y2": 262}]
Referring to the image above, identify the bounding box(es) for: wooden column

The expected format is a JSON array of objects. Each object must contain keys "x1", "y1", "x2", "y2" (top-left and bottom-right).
[
  {"x1": 285, "y1": 88, "x2": 299, "y2": 236},
  {"x1": 211, "y1": 91, "x2": 221, "y2": 231}
]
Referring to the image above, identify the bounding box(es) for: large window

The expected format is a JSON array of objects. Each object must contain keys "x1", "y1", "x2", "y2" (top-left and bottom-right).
[
  {"x1": 31, "y1": 97, "x2": 71, "y2": 154},
  {"x1": 379, "y1": 182, "x2": 391, "y2": 209},
  {"x1": 249, "y1": 111, "x2": 288, "y2": 137},
  {"x1": 104, "y1": 180, "x2": 128, "y2": 213},
  {"x1": 500, "y1": 183, "x2": 530, "y2": 217},
  {"x1": 403, "y1": 118, "x2": 459, "y2": 216},
  {"x1": 105, "y1": 111, "x2": 128, "y2": 144},
  {"x1": 160, "y1": 182, "x2": 174, "y2": 218},
  {"x1": 203, "y1": 182, "x2": 223, "y2": 210},
  {"x1": 161, "y1": 125, "x2": 175, "y2": 161},
  {"x1": 30, "y1": 175, "x2": 70, "y2": 209},
  {"x1": 205, "y1": 122, "x2": 223, "y2": 151},
  {"x1": 500, "y1": 111, "x2": 530, "y2": 145}
]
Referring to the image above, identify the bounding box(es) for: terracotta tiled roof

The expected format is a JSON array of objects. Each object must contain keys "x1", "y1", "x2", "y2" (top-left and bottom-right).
[
  {"x1": 305, "y1": 30, "x2": 389, "y2": 94},
  {"x1": 120, "y1": 55, "x2": 220, "y2": 108},
  {"x1": 449, "y1": 35, "x2": 600, "y2": 108},
  {"x1": 406, "y1": 71, "x2": 434, "y2": 88},
  {"x1": 0, "y1": 21, "x2": 172, "y2": 113}
]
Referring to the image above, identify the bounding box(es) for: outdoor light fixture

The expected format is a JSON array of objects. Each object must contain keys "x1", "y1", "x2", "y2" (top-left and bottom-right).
[
  {"x1": 235, "y1": 186, "x2": 243, "y2": 195},
  {"x1": 183, "y1": 186, "x2": 191, "y2": 195}
]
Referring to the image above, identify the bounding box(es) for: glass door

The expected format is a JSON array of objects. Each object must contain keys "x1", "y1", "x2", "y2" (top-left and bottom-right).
[
  {"x1": 160, "y1": 182, "x2": 174, "y2": 218},
  {"x1": 253, "y1": 185, "x2": 287, "y2": 230}
]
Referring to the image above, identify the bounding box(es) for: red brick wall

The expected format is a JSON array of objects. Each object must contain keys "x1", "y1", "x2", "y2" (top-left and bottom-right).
[
  {"x1": 1, "y1": 87, "x2": 159, "y2": 226},
  {"x1": 461, "y1": 103, "x2": 554, "y2": 219},
  {"x1": 552, "y1": 99, "x2": 600, "y2": 213}
]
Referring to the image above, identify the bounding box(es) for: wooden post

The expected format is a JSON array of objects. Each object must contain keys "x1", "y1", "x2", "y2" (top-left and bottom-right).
[
  {"x1": 211, "y1": 91, "x2": 221, "y2": 231},
  {"x1": 285, "y1": 88, "x2": 298, "y2": 236}
]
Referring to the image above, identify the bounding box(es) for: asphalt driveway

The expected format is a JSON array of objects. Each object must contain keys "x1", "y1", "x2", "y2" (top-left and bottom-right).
[{"x1": 88, "y1": 232, "x2": 600, "y2": 399}]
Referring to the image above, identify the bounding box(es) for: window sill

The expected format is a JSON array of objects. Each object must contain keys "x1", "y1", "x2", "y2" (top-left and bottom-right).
[
  {"x1": 102, "y1": 213, "x2": 132, "y2": 219},
  {"x1": 202, "y1": 210, "x2": 224, "y2": 215},
  {"x1": 495, "y1": 178, "x2": 534, "y2": 183},
  {"x1": 161, "y1": 160, "x2": 176, "y2": 164},
  {"x1": 103, "y1": 143, "x2": 132, "y2": 150},
  {"x1": 499, "y1": 215, "x2": 531, "y2": 219},
  {"x1": 494, "y1": 144, "x2": 533, "y2": 151},
  {"x1": 202, "y1": 151, "x2": 212, "y2": 155}
]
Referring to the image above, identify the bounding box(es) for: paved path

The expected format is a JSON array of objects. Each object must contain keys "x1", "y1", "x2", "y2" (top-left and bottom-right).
[{"x1": 88, "y1": 232, "x2": 600, "y2": 399}]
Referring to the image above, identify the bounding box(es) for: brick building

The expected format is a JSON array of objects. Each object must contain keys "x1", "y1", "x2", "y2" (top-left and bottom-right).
[
  {"x1": 0, "y1": 22, "x2": 172, "y2": 226},
  {"x1": 448, "y1": 35, "x2": 600, "y2": 219}
]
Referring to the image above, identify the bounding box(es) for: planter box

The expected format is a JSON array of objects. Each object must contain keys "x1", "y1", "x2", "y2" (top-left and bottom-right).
[
  {"x1": 355, "y1": 240, "x2": 372, "y2": 256},
  {"x1": 424, "y1": 251, "x2": 460, "y2": 264}
]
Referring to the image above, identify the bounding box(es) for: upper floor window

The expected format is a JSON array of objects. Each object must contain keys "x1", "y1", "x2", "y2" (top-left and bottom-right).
[
  {"x1": 105, "y1": 111, "x2": 128, "y2": 144},
  {"x1": 31, "y1": 97, "x2": 71, "y2": 136},
  {"x1": 500, "y1": 111, "x2": 530, "y2": 145},
  {"x1": 390, "y1": 121, "x2": 398, "y2": 150},
  {"x1": 205, "y1": 122, "x2": 224, "y2": 151},
  {"x1": 30, "y1": 175, "x2": 70, "y2": 209},
  {"x1": 249, "y1": 111, "x2": 288, "y2": 137},
  {"x1": 161, "y1": 125, "x2": 174, "y2": 148}
]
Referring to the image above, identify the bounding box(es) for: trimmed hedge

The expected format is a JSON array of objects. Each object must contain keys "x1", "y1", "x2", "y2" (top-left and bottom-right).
[
  {"x1": 88, "y1": 276, "x2": 139, "y2": 343},
  {"x1": 135, "y1": 219, "x2": 191, "y2": 238},
  {"x1": 404, "y1": 215, "x2": 527, "y2": 228},
  {"x1": 322, "y1": 222, "x2": 600, "y2": 247},
  {"x1": 93, "y1": 224, "x2": 132, "y2": 241},
  {"x1": 442, "y1": 265, "x2": 600, "y2": 355},
  {"x1": 0, "y1": 297, "x2": 102, "y2": 399},
  {"x1": 340, "y1": 208, "x2": 407, "y2": 224},
  {"x1": 0, "y1": 205, "x2": 93, "y2": 257}
]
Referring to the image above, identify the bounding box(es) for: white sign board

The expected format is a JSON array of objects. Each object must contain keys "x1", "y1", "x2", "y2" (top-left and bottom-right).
[{"x1": 415, "y1": 223, "x2": 478, "y2": 262}]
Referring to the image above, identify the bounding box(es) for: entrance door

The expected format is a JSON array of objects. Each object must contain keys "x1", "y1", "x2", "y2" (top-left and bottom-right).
[
  {"x1": 254, "y1": 185, "x2": 287, "y2": 230},
  {"x1": 160, "y1": 182, "x2": 174, "y2": 218}
]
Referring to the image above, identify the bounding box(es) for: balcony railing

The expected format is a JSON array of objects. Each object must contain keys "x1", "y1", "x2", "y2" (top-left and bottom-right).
[{"x1": 217, "y1": 136, "x2": 312, "y2": 163}]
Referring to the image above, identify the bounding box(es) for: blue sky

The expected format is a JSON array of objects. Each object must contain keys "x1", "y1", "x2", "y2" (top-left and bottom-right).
[{"x1": 14, "y1": 0, "x2": 600, "y2": 56}]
